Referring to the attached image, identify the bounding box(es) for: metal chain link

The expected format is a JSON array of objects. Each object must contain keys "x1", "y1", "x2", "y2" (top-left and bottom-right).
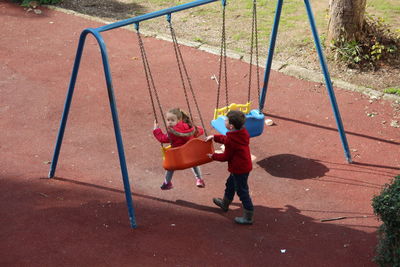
[
  {"x1": 169, "y1": 21, "x2": 208, "y2": 136},
  {"x1": 248, "y1": 0, "x2": 261, "y2": 104},
  {"x1": 136, "y1": 30, "x2": 167, "y2": 130},
  {"x1": 216, "y1": 5, "x2": 229, "y2": 110}
]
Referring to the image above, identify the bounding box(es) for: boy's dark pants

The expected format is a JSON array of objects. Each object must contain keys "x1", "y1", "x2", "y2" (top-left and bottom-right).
[{"x1": 224, "y1": 173, "x2": 254, "y2": 211}]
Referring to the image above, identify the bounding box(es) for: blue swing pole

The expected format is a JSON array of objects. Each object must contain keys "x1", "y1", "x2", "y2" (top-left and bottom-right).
[
  {"x1": 303, "y1": 0, "x2": 352, "y2": 163},
  {"x1": 258, "y1": 0, "x2": 283, "y2": 112},
  {"x1": 48, "y1": 0, "x2": 221, "y2": 229},
  {"x1": 48, "y1": 30, "x2": 87, "y2": 179},
  {"x1": 258, "y1": 0, "x2": 351, "y2": 163}
]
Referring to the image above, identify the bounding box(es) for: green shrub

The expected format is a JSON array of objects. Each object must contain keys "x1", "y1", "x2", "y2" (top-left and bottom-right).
[
  {"x1": 330, "y1": 15, "x2": 399, "y2": 70},
  {"x1": 372, "y1": 175, "x2": 400, "y2": 267},
  {"x1": 13, "y1": 0, "x2": 62, "y2": 7}
]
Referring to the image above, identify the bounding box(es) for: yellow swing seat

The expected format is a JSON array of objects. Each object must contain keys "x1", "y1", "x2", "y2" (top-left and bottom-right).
[
  {"x1": 211, "y1": 102, "x2": 265, "y2": 137},
  {"x1": 161, "y1": 138, "x2": 214, "y2": 171}
]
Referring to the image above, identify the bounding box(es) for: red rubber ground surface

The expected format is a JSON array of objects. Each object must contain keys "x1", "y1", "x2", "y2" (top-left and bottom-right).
[{"x1": 1, "y1": 2, "x2": 399, "y2": 266}]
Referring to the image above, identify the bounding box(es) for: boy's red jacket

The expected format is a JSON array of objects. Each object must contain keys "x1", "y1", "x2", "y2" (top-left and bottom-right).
[
  {"x1": 212, "y1": 128, "x2": 252, "y2": 174},
  {"x1": 153, "y1": 121, "x2": 204, "y2": 147}
]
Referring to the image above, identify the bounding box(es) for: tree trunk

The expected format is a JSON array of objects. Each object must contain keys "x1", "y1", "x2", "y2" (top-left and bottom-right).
[{"x1": 327, "y1": 0, "x2": 367, "y2": 44}]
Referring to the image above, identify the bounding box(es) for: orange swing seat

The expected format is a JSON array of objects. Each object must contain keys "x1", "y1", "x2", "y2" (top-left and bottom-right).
[{"x1": 162, "y1": 138, "x2": 214, "y2": 171}]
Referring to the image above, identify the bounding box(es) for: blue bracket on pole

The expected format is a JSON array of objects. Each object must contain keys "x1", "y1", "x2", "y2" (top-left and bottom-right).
[
  {"x1": 48, "y1": 0, "x2": 219, "y2": 229},
  {"x1": 258, "y1": 0, "x2": 351, "y2": 163}
]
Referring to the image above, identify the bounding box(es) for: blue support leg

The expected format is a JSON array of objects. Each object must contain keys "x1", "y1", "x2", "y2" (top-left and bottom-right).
[
  {"x1": 48, "y1": 30, "x2": 89, "y2": 179},
  {"x1": 49, "y1": 28, "x2": 137, "y2": 228},
  {"x1": 303, "y1": 0, "x2": 352, "y2": 163},
  {"x1": 89, "y1": 29, "x2": 137, "y2": 228},
  {"x1": 259, "y1": 0, "x2": 283, "y2": 112}
]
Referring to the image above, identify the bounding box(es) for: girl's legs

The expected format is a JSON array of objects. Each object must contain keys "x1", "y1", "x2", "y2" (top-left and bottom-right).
[
  {"x1": 191, "y1": 166, "x2": 202, "y2": 179},
  {"x1": 161, "y1": 170, "x2": 174, "y2": 190},
  {"x1": 165, "y1": 170, "x2": 174, "y2": 183},
  {"x1": 192, "y1": 166, "x2": 205, "y2": 187}
]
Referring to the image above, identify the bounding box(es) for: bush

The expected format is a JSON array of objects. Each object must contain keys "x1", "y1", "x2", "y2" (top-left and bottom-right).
[
  {"x1": 372, "y1": 175, "x2": 400, "y2": 266},
  {"x1": 330, "y1": 15, "x2": 400, "y2": 70},
  {"x1": 13, "y1": 0, "x2": 62, "y2": 7}
]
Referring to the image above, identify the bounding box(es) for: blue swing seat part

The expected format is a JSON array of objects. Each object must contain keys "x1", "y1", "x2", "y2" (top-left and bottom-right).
[{"x1": 211, "y1": 109, "x2": 265, "y2": 137}]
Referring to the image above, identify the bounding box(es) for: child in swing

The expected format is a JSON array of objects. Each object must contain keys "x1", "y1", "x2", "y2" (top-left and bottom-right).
[
  {"x1": 153, "y1": 108, "x2": 206, "y2": 190},
  {"x1": 206, "y1": 110, "x2": 254, "y2": 225}
]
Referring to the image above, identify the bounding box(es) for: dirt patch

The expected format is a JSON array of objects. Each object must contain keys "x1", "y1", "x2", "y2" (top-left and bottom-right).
[{"x1": 54, "y1": 0, "x2": 400, "y2": 95}]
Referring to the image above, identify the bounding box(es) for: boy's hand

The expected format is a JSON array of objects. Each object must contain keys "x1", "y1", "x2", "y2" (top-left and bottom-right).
[
  {"x1": 207, "y1": 153, "x2": 213, "y2": 159},
  {"x1": 153, "y1": 121, "x2": 159, "y2": 130},
  {"x1": 205, "y1": 135, "x2": 214, "y2": 141}
]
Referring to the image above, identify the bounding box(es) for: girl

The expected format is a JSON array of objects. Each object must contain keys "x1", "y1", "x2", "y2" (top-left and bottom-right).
[{"x1": 153, "y1": 108, "x2": 205, "y2": 190}]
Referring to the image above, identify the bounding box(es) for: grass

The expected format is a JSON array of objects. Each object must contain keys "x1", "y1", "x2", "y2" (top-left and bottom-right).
[
  {"x1": 132, "y1": 0, "x2": 398, "y2": 61},
  {"x1": 367, "y1": 0, "x2": 400, "y2": 25},
  {"x1": 384, "y1": 87, "x2": 400, "y2": 96},
  {"x1": 56, "y1": 0, "x2": 399, "y2": 91}
]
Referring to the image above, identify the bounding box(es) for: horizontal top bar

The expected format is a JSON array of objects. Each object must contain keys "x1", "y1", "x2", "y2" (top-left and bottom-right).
[{"x1": 97, "y1": 0, "x2": 219, "y2": 33}]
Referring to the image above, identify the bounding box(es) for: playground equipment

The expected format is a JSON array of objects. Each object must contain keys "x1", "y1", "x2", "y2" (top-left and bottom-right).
[
  {"x1": 135, "y1": 15, "x2": 214, "y2": 171},
  {"x1": 211, "y1": 0, "x2": 265, "y2": 137},
  {"x1": 48, "y1": 0, "x2": 352, "y2": 229}
]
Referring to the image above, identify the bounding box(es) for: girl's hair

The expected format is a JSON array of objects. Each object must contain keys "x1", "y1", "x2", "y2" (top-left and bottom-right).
[{"x1": 168, "y1": 108, "x2": 193, "y2": 127}]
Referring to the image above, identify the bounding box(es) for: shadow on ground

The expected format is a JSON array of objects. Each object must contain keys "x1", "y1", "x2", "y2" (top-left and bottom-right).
[
  {"x1": 257, "y1": 154, "x2": 329, "y2": 179},
  {"x1": 0, "y1": 176, "x2": 377, "y2": 266}
]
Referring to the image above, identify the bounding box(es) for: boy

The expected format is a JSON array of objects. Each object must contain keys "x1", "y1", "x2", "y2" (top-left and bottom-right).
[{"x1": 206, "y1": 110, "x2": 254, "y2": 225}]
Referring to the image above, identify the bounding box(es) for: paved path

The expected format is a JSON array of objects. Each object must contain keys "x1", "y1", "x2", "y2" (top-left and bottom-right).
[{"x1": 1, "y1": 1, "x2": 399, "y2": 266}]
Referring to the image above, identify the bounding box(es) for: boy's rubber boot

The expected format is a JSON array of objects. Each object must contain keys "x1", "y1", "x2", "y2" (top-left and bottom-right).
[
  {"x1": 234, "y1": 209, "x2": 254, "y2": 225},
  {"x1": 213, "y1": 197, "x2": 232, "y2": 212}
]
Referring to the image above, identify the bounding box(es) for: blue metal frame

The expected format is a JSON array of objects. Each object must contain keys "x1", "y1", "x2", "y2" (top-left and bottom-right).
[
  {"x1": 48, "y1": 0, "x2": 220, "y2": 229},
  {"x1": 259, "y1": 0, "x2": 352, "y2": 163}
]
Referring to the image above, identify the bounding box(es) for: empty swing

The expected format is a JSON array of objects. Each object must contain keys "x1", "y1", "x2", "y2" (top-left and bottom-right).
[
  {"x1": 136, "y1": 19, "x2": 214, "y2": 171},
  {"x1": 211, "y1": 0, "x2": 265, "y2": 137}
]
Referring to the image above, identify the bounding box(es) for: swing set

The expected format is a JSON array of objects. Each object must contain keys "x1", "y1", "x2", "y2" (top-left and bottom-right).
[{"x1": 48, "y1": 0, "x2": 352, "y2": 228}]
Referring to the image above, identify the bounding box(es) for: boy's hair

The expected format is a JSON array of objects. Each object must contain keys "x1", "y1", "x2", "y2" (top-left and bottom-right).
[
  {"x1": 227, "y1": 110, "x2": 246, "y2": 130},
  {"x1": 168, "y1": 108, "x2": 193, "y2": 127}
]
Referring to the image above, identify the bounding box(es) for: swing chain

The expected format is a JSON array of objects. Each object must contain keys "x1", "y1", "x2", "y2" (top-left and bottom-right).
[
  {"x1": 254, "y1": 0, "x2": 261, "y2": 102},
  {"x1": 136, "y1": 29, "x2": 167, "y2": 131},
  {"x1": 168, "y1": 19, "x2": 208, "y2": 136},
  {"x1": 248, "y1": 0, "x2": 261, "y2": 104},
  {"x1": 216, "y1": 4, "x2": 229, "y2": 110},
  {"x1": 169, "y1": 23, "x2": 194, "y2": 124}
]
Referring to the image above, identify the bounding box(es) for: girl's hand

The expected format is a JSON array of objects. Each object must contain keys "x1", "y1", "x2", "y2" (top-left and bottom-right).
[
  {"x1": 153, "y1": 121, "x2": 159, "y2": 130},
  {"x1": 205, "y1": 135, "x2": 214, "y2": 141},
  {"x1": 207, "y1": 153, "x2": 213, "y2": 159}
]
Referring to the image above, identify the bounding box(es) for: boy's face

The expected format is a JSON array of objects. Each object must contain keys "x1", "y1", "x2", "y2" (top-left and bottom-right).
[
  {"x1": 166, "y1": 112, "x2": 178, "y2": 127},
  {"x1": 225, "y1": 118, "x2": 233, "y2": 130}
]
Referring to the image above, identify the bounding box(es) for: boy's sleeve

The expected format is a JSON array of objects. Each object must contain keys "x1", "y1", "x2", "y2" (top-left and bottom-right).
[
  {"x1": 211, "y1": 144, "x2": 231, "y2": 162},
  {"x1": 213, "y1": 134, "x2": 227, "y2": 144},
  {"x1": 153, "y1": 128, "x2": 170, "y2": 144}
]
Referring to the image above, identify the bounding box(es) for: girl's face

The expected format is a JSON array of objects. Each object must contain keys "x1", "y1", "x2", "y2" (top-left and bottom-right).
[{"x1": 166, "y1": 112, "x2": 179, "y2": 127}]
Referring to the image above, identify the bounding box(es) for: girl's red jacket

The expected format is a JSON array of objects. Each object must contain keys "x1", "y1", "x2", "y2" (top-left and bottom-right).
[
  {"x1": 153, "y1": 121, "x2": 204, "y2": 147},
  {"x1": 212, "y1": 128, "x2": 252, "y2": 174}
]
